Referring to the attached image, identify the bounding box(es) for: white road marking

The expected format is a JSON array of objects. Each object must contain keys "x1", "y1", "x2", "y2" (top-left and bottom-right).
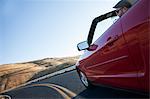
[
  {"x1": 0, "y1": 95, "x2": 11, "y2": 99},
  {"x1": 1, "y1": 65, "x2": 76, "y2": 94}
]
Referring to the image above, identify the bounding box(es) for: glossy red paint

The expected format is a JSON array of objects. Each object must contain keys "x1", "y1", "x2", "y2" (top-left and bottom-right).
[
  {"x1": 121, "y1": 0, "x2": 149, "y2": 91},
  {"x1": 76, "y1": 0, "x2": 149, "y2": 92}
]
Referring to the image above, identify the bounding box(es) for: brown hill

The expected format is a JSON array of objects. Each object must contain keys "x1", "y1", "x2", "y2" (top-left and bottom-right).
[{"x1": 0, "y1": 56, "x2": 79, "y2": 93}]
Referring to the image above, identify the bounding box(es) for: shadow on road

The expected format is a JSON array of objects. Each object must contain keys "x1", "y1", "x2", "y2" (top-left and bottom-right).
[{"x1": 73, "y1": 86, "x2": 149, "y2": 99}]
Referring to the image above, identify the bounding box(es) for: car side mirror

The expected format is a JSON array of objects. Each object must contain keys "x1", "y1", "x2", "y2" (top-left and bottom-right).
[{"x1": 77, "y1": 41, "x2": 89, "y2": 51}]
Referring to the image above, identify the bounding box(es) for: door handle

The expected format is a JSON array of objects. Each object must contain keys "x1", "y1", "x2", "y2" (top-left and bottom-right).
[{"x1": 105, "y1": 35, "x2": 119, "y2": 45}]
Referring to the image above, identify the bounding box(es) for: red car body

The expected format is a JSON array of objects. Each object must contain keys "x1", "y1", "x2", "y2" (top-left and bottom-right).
[{"x1": 76, "y1": 0, "x2": 149, "y2": 92}]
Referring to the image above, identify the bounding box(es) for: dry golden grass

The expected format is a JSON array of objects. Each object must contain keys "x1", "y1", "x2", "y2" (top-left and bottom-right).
[
  {"x1": 0, "y1": 63, "x2": 45, "y2": 93},
  {"x1": 0, "y1": 56, "x2": 79, "y2": 93}
]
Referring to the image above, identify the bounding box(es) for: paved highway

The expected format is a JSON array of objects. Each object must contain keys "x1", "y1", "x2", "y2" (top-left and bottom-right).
[{"x1": 2, "y1": 70, "x2": 148, "y2": 99}]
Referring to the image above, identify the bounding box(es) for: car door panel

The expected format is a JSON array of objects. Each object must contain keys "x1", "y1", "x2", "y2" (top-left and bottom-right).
[
  {"x1": 81, "y1": 19, "x2": 140, "y2": 89},
  {"x1": 120, "y1": 0, "x2": 149, "y2": 91}
]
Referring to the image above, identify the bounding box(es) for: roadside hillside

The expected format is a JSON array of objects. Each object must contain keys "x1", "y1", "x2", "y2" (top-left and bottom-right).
[
  {"x1": 29, "y1": 56, "x2": 80, "y2": 79},
  {"x1": 29, "y1": 56, "x2": 79, "y2": 68},
  {"x1": 0, "y1": 56, "x2": 79, "y2": 93}
]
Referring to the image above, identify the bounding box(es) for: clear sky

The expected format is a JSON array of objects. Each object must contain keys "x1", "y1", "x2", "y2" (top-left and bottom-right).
[{"x1": 0, "y1": 0, "x2": 119, "y2": 64}]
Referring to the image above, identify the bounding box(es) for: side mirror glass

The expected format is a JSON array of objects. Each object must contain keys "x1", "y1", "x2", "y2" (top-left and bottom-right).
[{"x1": 77, "y1": 41, "x2": 89, "y2": 51}]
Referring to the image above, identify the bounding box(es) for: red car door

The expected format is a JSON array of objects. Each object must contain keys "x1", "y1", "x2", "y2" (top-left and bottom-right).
[
  {"x1": 121, "y1": 0, "x2": 149, "y2": 92},
  {"x1": 82, "y1": 16, "x2": 140, "y2": 89}
]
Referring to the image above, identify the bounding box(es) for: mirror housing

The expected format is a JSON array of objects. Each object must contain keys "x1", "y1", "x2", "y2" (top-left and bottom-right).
[{"x1": 77, "y1": 41, "x2": 89, "y2": 51}]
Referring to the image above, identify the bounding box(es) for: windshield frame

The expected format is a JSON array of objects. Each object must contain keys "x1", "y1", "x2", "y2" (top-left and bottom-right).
[{"x1": 87, "y1": 10, "x2": 117, "y2": 45}]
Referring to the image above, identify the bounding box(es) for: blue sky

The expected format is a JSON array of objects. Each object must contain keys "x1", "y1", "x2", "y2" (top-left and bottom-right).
[{"x1": 0, "y1": 0, "x2": 119, "y2": 64}]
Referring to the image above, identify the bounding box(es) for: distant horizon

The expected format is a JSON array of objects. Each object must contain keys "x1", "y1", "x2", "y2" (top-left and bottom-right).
[
  {"x1": 0, "y1": 0, "x2": 119, "y2": 64},
  {"x1": 0, "y1": 54, "x2": 80, "y2": 65}
]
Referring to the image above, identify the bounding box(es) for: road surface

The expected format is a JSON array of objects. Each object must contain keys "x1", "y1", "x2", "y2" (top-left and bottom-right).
[{"x1": 2, "y1": 70, "x2": 148, "y2": 99}]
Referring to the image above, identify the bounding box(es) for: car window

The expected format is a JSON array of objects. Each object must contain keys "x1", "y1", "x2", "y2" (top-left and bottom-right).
[{"x1": 92, "y1": 16, "x2": 119, "y2": 44}]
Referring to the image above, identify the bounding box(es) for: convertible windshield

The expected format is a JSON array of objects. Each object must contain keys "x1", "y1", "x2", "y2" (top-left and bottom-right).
[
  {"x1": 87, "y1": 10, "x2": 117, "y2": 45},
  {"x1": 92, "y1": 16, "x2": 119, "y2": 44}
]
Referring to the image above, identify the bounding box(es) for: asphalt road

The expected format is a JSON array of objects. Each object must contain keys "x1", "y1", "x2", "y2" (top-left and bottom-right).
[{"x1": 2, "y1": 70, "x2": 148, "y2": 99}]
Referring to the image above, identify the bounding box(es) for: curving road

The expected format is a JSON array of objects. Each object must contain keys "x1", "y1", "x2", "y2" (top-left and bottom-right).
[{"x1": 2, "y1": 70, "x2": 148, "y2": 99}]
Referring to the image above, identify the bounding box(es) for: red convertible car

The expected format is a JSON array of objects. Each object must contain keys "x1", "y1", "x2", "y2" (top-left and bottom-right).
[{"x1": 76, "y1": 0, "x2": 149, "y2": 93}]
